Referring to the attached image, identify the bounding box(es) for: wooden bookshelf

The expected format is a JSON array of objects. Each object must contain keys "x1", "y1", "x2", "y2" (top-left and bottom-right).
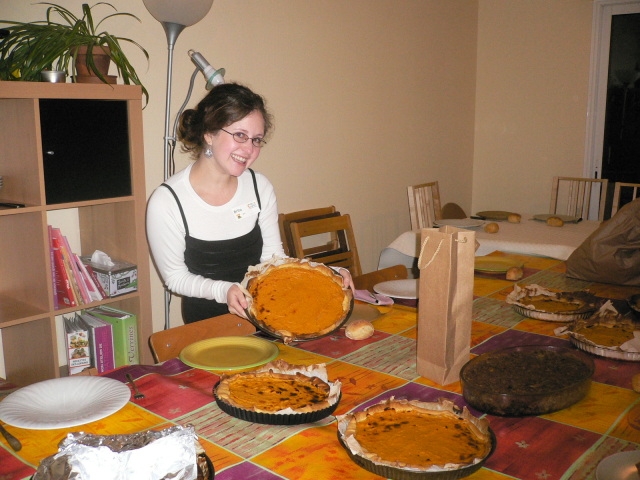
[{"x1": 0, "y1": 81, "x2": 153, "y2": 386}]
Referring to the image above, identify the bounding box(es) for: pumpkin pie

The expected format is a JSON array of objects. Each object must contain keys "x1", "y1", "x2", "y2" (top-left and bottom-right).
[
  {"x1": 243, "y1": 257, "x2": 352, "y2": 343},
  {"x1": 338, "y1": 398, "x2": 492, "y2": 474},
  {"x1": 506, "y1": 284, "x2": 597, "y2": 321},
  {"x1": 214, "y1": 360, "x2": 342, "y2": 423}
]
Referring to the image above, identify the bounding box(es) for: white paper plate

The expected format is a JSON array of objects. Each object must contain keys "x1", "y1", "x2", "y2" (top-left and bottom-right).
[
  {"x1": 0, "y1": 376, "x2": 130, "y2": 429},
  {"x1": 434, "y1": 218, "x2": 485, "y2": 228},
  {"x1": 532, "y1": 213, "x2": 581, "y2": 223},
  {"x1": 373, "y1": 279, "x2": 419, "y2": 299},
  {"x1": 596, "y1": 450, "x2": 640, "y2": 480}
]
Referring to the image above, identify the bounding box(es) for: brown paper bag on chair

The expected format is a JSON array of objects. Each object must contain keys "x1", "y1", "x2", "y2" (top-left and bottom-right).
[{"x1": 416, "y1": 225, "x2": 475, "y2": 385}]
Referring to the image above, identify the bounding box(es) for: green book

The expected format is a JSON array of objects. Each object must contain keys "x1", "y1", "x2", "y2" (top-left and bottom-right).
[{"x1": 86, "y1": 306, "x2": 139, "y2": 367}]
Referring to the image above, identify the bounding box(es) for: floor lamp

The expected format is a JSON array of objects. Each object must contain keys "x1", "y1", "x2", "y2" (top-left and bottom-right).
[{"x1": 143, "y1": 0, "x2": 225, "y2": 329}]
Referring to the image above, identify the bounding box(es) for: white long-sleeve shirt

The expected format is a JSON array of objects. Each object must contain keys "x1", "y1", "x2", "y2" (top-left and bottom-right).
[{"x1": 146, "y1": 164, "x2": 285, "y2": 304}]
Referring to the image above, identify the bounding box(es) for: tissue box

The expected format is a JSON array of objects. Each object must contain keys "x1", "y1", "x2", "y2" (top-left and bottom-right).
[{"x1": 81, "y1": 256, "x2": 138, "y2": 297}]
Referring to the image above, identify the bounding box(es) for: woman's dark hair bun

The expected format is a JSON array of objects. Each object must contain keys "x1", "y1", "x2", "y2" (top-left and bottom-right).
[{"x1": 177, "y1": 82, "x2": 272, "y2": 157}]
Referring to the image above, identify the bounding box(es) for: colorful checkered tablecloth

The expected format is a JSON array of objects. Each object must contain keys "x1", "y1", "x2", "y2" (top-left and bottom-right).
[{"x1": 1, "y1": 252, "x2": 639, "y2": 480}]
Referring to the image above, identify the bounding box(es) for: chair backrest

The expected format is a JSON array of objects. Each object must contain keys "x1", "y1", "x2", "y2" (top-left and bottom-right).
[
  {"x1": 289, "y1": 213, "x2": 362, "y2": 277},
  {"x1": 550, "y1": 176, "x2": 608, "y2": 221},
  {"x1": 278, "y1": 206, "x2": 338, "y2": 256},
  {"x1": 352, "y1": 264, "x2": 408, "y2": 291},
  {"x1": 149, "y1": 313, "x2": 256, "y2": 363},
  {"x1": 407, "y1": 182, "x2": 442, "y2": 230},
  {"x1": 441, "y1": 202, "x2": 467, "y2": 219},
  {"x1": 611, "y1": 182, "x2": 640, "y2": 217}
]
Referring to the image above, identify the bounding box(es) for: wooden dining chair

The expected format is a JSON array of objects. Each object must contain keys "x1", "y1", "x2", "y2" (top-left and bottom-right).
[
  {"x1": 148, "y1": 313, "x2": 256, "y2": 363},
  {"x1": 289, "y1": 213, "x2": 362, "y2": 277},
  {"x1": 278, "y1": 206, "x2": 340, "y2": 256},
  {"x1": 549, "y1": 176, "x2": 608, "y2": 221},
  {"x1": 407, "y1": 181, "x2": 443, "y2": 230},
  {"x1": 352, "y1": 264, "x2": 408, "y2": 291},
  {"x1": 611, "y1": 182, "x2": 640, "y2": 217}
]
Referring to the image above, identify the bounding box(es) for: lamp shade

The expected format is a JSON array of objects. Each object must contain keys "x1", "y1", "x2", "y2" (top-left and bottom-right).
[{"x1": 143, "y1": 0, "x2": 214, "y2": 27}]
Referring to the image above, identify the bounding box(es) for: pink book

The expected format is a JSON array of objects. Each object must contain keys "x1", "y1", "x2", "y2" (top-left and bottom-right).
[
  {"x1": 60, "y1": 233, "x2": 90, "y2": 304},
  {"x1": 79, "y1": 313, "x2": 116, "y2": 373}
]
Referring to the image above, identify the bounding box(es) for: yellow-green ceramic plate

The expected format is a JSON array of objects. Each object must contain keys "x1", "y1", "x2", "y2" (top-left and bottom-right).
[
  {"x1": 532, "y1": 213, "x2": 581, "y2": 223},
  {"x1": 180, "y1": 336, "x2": 279, "y2": 371},
  {"x1": 474, "y1": 257, "x2": 523, "y2": 273},
  {"x1": 476, "y1": 210, "x2": 515, "y2": 221}
]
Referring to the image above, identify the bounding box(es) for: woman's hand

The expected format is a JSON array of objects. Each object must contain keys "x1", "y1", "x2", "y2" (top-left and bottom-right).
[
  {"x1": 227, "y1": 284, "x2": 249, "y2": 319},
  {"x1": 338, "y1": 268, "x2": 354, "y2": 290}
]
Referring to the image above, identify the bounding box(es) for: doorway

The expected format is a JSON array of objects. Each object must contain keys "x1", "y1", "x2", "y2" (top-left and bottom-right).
[{"x1": 585, "y1": 0, "x2": 640, "y2": 217}]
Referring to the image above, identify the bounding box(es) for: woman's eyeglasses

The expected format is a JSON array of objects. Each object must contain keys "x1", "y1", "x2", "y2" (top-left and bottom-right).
[{"x1": 220, "y1": 129, "x2": 267, "y2": 148}]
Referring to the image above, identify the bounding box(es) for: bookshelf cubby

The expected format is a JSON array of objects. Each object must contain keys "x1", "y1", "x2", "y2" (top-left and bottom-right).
[{"x1": 0, "y1": 81, "x2": 153, "y2": 386}]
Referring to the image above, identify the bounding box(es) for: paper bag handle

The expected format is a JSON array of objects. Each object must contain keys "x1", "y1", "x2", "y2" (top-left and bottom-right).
[{"x1": 417, "y1": 234, "x2": 468, "y2": 270}]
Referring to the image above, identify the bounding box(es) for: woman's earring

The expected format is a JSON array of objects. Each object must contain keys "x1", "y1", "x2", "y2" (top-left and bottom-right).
[{"x1": 204, "y1": 145, "x2": 213, "y2": 158}]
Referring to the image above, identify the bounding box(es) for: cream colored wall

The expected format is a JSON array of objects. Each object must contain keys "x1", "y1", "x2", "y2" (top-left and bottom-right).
[{"x1": 472, "y1": 0, "x2": 594, "y2": 214}]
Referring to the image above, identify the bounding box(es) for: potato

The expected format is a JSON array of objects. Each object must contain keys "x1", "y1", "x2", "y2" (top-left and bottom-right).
[
  {"x1": 546, "y1": 216, "x2": 564, "y2": 227},
  {"x1": 506, "y1": 266, "x2": 523, "y2": 281},
  {"x1": 484, "y1": 222, "x2": 499, "y2": 233},
  {"x1": 508, "y1": 213, "x2": 521, "y2": 223}
]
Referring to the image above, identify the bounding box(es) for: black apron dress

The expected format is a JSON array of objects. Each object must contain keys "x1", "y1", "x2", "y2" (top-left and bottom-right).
[{"x1": 162, "y1": 169, "x2": 263, "y2": 323}]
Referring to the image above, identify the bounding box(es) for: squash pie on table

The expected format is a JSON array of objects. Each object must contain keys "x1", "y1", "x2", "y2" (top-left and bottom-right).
[
  {"x1": 337, "y1": 397, "x2": 494, "y2": 479},
  {"x1": 556, "y1": 301, "x2": 640, "y2": 362},
  {"x1": 506, "y1": 284, "x2": 598, "y2": 322},
  {"x1": 214, "y1": 360, "x2": 341, "y2": 425},
  {"x1": 241, "y1": 256, "x2": 353, "y2": 344}
]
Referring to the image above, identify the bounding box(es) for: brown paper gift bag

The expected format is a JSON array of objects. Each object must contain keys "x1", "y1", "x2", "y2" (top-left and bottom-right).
[{"x1": 416, "y1": 225, "x2": 475, "y2": 385}]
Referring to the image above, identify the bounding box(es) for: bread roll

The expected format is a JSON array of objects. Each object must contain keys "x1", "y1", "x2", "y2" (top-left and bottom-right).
[
  {"x1": 546, "y1": 216, "x2": 564, "y2": 227},
  {"x1": 345, "y1": 320, "x2": 375, "y2": 340},
  {"x1": 506, "y1": 266, "x2": 523, "y2": 281},
  {"x1": 508, "y1": 213, "x2": 521, "y2": 223},
  {"x1": 484, "y1": 222, "x2": 499, "y2": 233}
]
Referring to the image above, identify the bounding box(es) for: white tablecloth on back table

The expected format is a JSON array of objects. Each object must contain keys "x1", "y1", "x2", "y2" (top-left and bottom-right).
[{"x1": 378, "y1": 215, "x2": 601, "y2": 268}]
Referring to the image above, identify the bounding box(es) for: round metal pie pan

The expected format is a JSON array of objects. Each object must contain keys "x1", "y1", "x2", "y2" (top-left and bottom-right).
[
  {"x1": 569, "y1": 335, "x2": 640, "y2": 362},
  {"x1": 213, "y1": 381, "x2": 340, "y2": 425},
  {"x1": 512, "y1": 304, "x2": 595, "y2": 322},
  {"x1": 460, "y1": 345, "x2": 594, "y2": 416},
  {"x1": 337, "y1": 428, "x2": 496, "y2": 480}
]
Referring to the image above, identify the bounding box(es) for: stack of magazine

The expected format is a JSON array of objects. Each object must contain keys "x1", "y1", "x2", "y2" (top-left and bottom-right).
[{"x1": 63, "y1": 306, "x2": 139, "y2": 374}]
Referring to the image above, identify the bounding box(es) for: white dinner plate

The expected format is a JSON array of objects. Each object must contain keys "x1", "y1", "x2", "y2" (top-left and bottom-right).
[
  {"x1": 373, "y1": 279, "x2": 419, "y2": 299},
  {"x1": 434, "y1": 218, "x2": 485, "y2": 228},
  {"x1": 596, "y1": 450, "x2": 640, "y2": 480},
  {"x1": 0, "y1": 376, "x2": 130, "y2": 429},
  {"x1": 532, "y1": 213, "x2": 581, "y2": 223}
]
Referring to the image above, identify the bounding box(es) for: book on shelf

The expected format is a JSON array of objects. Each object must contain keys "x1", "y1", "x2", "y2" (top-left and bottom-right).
[
  {"x1": 63, "y1": 314, "x2": 91, "y2": 375},
  {"x1": 79, "y1": 312, "x2": 115, "y2": 373},
  {"x1": 87, "y1": 305, "x2": 139, "y2": 367},
  {"x1": 84, "y1": 263, "x2": 109, "y2": 298},
  {"x1": 49, "y1": 226, "x2": 108, "y2": 307},
  {"x1": 49, "y1": 226, "x2": 78, "y2": 308},
  {"x1": 48, "y1": 225, "x2": 59, "y2": 310},
  {"x1": 75, "y1": 254, "x2": 104, "y2": 302},
  {"x1": 50, "y1": 227, "x2": 85, "y2": 305},
  {"x1": 60, "y1": 233, "x2": 91, "y2": 304}
]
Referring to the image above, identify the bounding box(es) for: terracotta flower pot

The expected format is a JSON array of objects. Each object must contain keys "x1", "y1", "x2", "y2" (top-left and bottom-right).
[{"x1": 74, "y1": 45, "x2": 117, "y2": 84}]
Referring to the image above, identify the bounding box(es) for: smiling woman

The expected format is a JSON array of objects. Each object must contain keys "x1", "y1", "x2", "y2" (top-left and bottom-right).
[{"x1": 146, "y1": 82, "x2": 282, "y2": 325}]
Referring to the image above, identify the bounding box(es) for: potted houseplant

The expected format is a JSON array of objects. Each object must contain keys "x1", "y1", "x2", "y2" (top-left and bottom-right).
[{"x1": 0, "y1": 2, "x2": 149, "y2": 103}]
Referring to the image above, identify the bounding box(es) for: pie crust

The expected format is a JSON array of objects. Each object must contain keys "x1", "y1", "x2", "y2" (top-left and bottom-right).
[
  {"x1": 338, "y1": 398, "x2": 492, "y2": 473},
  {"x1": 242, "y1": 257, "x2": 353, "y2": 343},
  {"x1": 214, "y1": 360, "x2": 341, "y2": 415},
  {"x1": 506, "y1": 284, "x2": 597, "y2": 322},
  {"x1": 563, "y1": 301, "x2": 639, "y2": 351}
]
